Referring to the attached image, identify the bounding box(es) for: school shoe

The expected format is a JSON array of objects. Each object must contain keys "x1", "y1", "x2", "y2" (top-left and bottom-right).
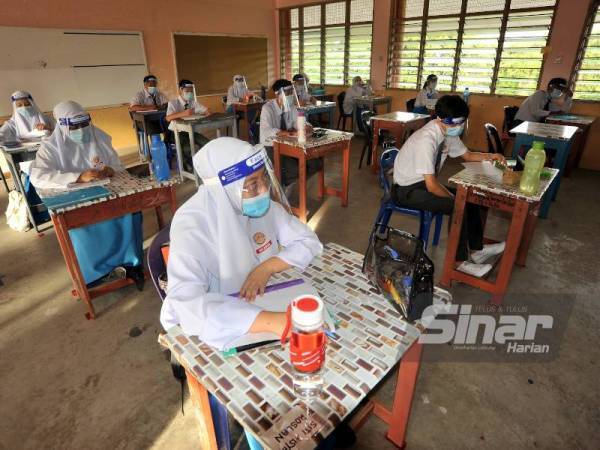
[
  {"x1": 457, "y1": 261, "x2": 493, "y2": 278},
  {"x1": 126, "y1": 265, "x2": 145, "y2": 291},
  {"x1": 470, "y1": 242, "x2": 506, "y2": 264}
]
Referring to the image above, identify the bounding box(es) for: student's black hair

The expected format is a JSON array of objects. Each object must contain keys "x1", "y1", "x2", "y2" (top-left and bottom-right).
[
  {"x1": 272, "y1": 79, "x2": 292, "y2": 92},
  {"x1": 434, "y1": 95, "x2": 470, "y2": 120},
  {"x1": 422, "y1": 74, "x2": 438, "y2": 89},
  {"x1": 548, "y1": 77, "x2": 567, "y2": 89},
  {"x1": 178, "y1": 79, "x2": 194, "y2": 89},
  {"x1": 143, "y1": 75, "x2": 157, "y2": 83},
  {"x1": 292, "y1": 73, "x2": 304, "y2": 81}
]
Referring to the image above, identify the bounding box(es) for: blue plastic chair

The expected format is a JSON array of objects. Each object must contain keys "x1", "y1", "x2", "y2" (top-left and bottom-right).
[
  {"x1": 374, "y1": 148, "x2": 443, "y2": 250},
  {"x1": 147, "y1": 226, "x2": 233, "y2": 450}
]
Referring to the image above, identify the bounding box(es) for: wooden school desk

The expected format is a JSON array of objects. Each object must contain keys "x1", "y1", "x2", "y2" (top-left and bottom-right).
[
  {"x1": 352, "y1": 95, "x2": 393, "y2": 135},
  {"x1": 370, "y1": 111, "x2": 430, "y2": 173},
  {"x1": 0, "y1": 140, "x2": 48, "y2": 232},
  {"x1": 313, "y1": 93, "x2": 334, "y2": 102},
  {"x1": 232, "y1": 100, "x2": 264, "y2": 142},
  {"x1": 39, "y1": 171, "x2": 178, "y2": 319},
  {"x1": 510, "y1": 121, "x2": 577, "y2": 218},
  {"x1": 272, "y1": 129, "x2": 353, "y2": 223},
  {"x1": 545, "y1": 114, "x2": 596, "y2": 176},
  {"x1": 299, "y1": 101, "x2": 337, "y2": 129},
  {"x1": 159, "y1": 243, "x2": 452, "y2": 450},
  {"x1": 131, "y1": 110, "x2": 167, "y2": 161},
  {"x1": 440, "y1": 168, "x2": 558, "y2": 306},
  {"x1": 172, "y1": 113, "x2": 237, "y2": 185}
]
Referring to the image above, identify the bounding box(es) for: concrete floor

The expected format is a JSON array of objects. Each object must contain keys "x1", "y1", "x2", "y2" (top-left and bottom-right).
[{"x1": 0, "y1": 138, "x2": 599, "y2": 450}]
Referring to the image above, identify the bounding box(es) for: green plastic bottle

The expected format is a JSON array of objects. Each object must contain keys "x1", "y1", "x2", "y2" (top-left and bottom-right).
[{"x1": 519, "y1": 141, "x2": 546, "y2": 195}]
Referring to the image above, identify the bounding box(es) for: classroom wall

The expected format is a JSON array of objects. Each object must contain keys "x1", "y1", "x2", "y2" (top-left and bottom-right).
[{"x1": 0, "y1": 0, "x2": 278, "y2": 160}]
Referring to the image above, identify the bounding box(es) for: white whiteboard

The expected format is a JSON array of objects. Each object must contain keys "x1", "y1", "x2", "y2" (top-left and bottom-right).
[{"x1": 0, "y1": 27, "x2": 147, "y2": 116}]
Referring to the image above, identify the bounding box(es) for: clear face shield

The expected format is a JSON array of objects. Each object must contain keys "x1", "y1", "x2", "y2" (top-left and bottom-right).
[
  {"x1": 217, "y1": 146, "x2": 292, "y2": 218},
  {"x1": 278, "y1": 85, "x2": 300, "y2": 114},
  {"x1": 59, "y1": 113, "x2": 93, "y2": 144},
  {"x1": 181, "y1": 83, "x2": 197, "y2": 104}
]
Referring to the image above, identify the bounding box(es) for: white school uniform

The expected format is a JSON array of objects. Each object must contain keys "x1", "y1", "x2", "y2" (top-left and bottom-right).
[
  {"x1": 414, "y1": 87, "x2": 439, "y2": 108},
  {"x1": 515, "y1": 89, "x2": 573, "y2": 123},
  {"x1": 166, "y1": 96, "x2": 208, "y2": 131},
  {"x1": 393, "y1": 120, "x2": 467, "y2": 187},
  {"x1": 0, "y1": 90, "x2": 54, "y2": 142},
  {"x1": 259, "y1": 99, "x2": 299, "y2": 146},
  {"x1": 130, "y1": 89, "x2": 168, "y2": 108},
  {"x1": 342, "y1": 84, "x2": 372, "y2": 115},
  {"x1": 160, "y1": 137, "x2": 322, "y2": 350}
]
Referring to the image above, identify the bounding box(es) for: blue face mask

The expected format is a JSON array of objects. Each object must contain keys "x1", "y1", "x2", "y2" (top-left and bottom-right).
[
  {"x1": 446, "y1": 124, "x2": 464, "y2": 137},
  {"x1": 70, "y1": 126, "x2": 90, "y2": 144},
  {"x1": 17, "y1": 105, "x2": 34, "y2": 118},
  {"x1": 183, "y1": 91, "x2": 194, "y2": 101},
  {"x1": 242, "y1": 191, "x2": 271, "y2": 218},
  {"x1": 147, "y1": 86, "x2": 157, "y2": 94}
]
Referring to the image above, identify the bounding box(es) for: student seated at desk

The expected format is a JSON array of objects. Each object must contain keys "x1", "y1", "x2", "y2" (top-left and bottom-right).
[
  {"x1": 514, "y1": 77, "x2": 573, "y2": 125},
  {"x1": 343, "y1": 76, "x2": 373, "y2": 126},
  {"x1": 166, "y1": 79, "x2": 210, "y2": 171},
  {"x1": 392, "y1": 95, "x2": 506, "y2": 278},
  {"x1": 226, "y1": 74, "x2": 251, "y2": 112},
  {"x1": 292, "y1": 73, "x2": 316, "y2": 106},
  {"x1": 413, "y1": 74, "x2": 439, "y2": 114},
  {"x1": 259, "y1": 79, "x2": 321, "y2": 187},
  {"x1": 29, "y1": 101, "x2": 144, "y2": 287},
  {"x1": 129, "y1": 74, "x2": 168, "y2": 112},
  {"x1": 0, "y1": 90, "x2": 54, "y2": 142}
]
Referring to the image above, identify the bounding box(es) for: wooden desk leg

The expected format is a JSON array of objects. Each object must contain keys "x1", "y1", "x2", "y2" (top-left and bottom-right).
[
  {"x1": 439, "y1": 186, "x2": 467, "y2": 288},
  {"x1": 384, "y1": 340, "x2": 423, "y2": 448},
  {"x1": 371, "y1": 122, "x2": 380, "y2": 173},
  {"x1": 317, "y1": 158, "x2": 325, "y2": 200},
  {"x1": 298, "y1": 154, "x2": 307, "y2": 223},
  {"x1": 341, "y1": 143, "x2": 350, "y2": 207},
  {"x1": 52, "y1": 214, "x2": 96, "y2": 319},
  {"x1": 516, "y1": 209, "x2": 538, "y2": 267},
  {"x1": 185, "y1": 370, "x2": 219, "y2": 450},
  {"x1": 155, "y1": 206, "x2": 165, "y2": 230},
  {"x1": 273, "y1": 143, "x2": 282, "y2": 183},
  {"x1": 169, "y1": 186, "x2": 178, "y2": 216},
  {"x1": 490, "y1": 200, "x2": 528, "y2": 306}
]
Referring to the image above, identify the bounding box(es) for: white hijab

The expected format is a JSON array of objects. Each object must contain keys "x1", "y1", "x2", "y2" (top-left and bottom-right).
[
  {"x1": 6, "y1": 90, "x2": 51, "y2": 139},
  {"x1": 185, "y1": 137, "x2": 262, "y2": 294},
  {"x1": 232, "y1": 74, "x2": 248, "y2": 99}
]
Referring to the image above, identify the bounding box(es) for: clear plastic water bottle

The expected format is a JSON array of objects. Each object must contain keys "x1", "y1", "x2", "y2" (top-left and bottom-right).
[
  {"x1": 150, "y1": 134, "x2": 170, "y2": 181},
  {"x1": 463, "y1": 87, "x2": 470, "y2": 104},
  {"x1": 290, "y1": 295, "x2": 326, "y2": 401},
  {"x1": 519, "y1": 141, "x2": 546, "y2": 195}
]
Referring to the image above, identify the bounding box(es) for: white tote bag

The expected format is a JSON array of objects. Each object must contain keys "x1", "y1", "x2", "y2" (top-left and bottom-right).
[{"x1": 6, "y1": 190, "x2": 31, "y2": 232}]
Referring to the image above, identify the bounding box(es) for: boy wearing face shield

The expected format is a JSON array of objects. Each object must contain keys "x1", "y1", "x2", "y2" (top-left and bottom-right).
[
  {"x1": 259, "y1": 79, "x2": 322, "y2": 187},
  {"x1": 514, "y1": 77, "x2": 573, "y2": 124},
  {"x1": 29, "y1": 100, "x2": 144, "y2": 286},
  {"x1": 392, "y1": 95, "x2": 507, "y2": 278},
  {"x1": 129, "y1": 75, "x2": 168, "y2": 113},
  {"x1": 166, "y1": 79, "x2": 211, "y2": 171},
  {"x1": 414, "y1": 74, "x2": 439, "y2": 114},
  {"x1": 0, "y1": 91, "x2": 54, "y2": 142},
  {"x1": 292, "y1": 73, "x2": 316, "y2": 106}
]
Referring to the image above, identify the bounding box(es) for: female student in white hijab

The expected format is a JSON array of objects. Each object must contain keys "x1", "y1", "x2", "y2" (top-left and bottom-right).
[
  {"x1": 414, "y1": 74, "x2": 439, "y2": 114},
  {"x1": 30, "y1": 100, "x2": 144, "y2": 287},
  {"x1": 292, "y1": 73, "x2": 316, "y2": 106},
  {"x1": 0, "y1": 91, "x2": 54, "y2": 142},
  {"x1": 226, "y1": 74, "x2": 251, "y2": 112},
  {"x1": 342, "y1": 76, "x2": 373, "y2": 131}
]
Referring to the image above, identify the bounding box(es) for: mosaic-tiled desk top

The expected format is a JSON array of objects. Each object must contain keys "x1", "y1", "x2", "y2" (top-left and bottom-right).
[
  {"x1": 510, "y1": 121, "x2": 578, "y2": 140},
  {"x1": 450, "y1": 168, "x2": 559, "y2": 203},
  {"x1": 38, "y1": 171, "x2": 178, "y2": 214},
  {"x1": 299, "y1": 101, "x2": 336, "y2": 113},
  {"x1": 159, "y1": 243, "x2": 452, "y2": 450},
  {"x1": 354, "y1": 95, "x2": 392, "y2": 104},
  {"x1": 273, "y1": 129, "x2": 353, "y2": 151}
]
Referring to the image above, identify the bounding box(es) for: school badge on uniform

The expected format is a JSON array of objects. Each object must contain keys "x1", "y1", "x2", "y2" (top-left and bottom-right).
[{"x1": 253, "y1": 232, "x2": 272, "y2": 255}]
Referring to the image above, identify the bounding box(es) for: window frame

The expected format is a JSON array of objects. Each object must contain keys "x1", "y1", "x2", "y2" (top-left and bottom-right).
[
  {"x1": 279, "y1": 0, "x2": 375, "y2": 86},
  {"x1": 386, "y1": 0, "x2": 559, "y2": 97},
  {"x1": 570, "y1": 0, "x2": 600, "y2": 102}
]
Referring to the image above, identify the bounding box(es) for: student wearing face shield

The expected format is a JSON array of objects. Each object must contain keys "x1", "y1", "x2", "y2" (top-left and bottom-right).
[
  {"x1": 0, "y1": 91, "x2": 54, "y2": 142},
  {"x1": 514, "y1": 77, "x2": 573, "y2": 124},
  {"x1": 292, "y1": 73, "x2": 316, "y2": 106},
  {"x1": 166, "y1": 79, "x2": 211, "y2": 171},
  {"x1": 392, "y1": 95, "x2": 507, "y2": 278},
  {"x1": 414, "y1": 74, "x2": 439, "y2": 114},
  {"x1": 129, "y1": 75, "x2": 168, "y2": 112},
  {"x1": 29, "y1": 101, "x2": 144, "y2": 287},
  {"x1": 342, "y1": 76, "x2": 373, "y2": 127},
  {"x1": 259, "y1": 79, "x2": 322, "y2": 187},
  {"x1": 226, "y1": 74, "x2": 251, "y2": 112}
]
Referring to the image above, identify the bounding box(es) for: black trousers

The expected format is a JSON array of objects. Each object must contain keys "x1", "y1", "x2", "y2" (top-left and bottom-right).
[
  {"x1": 265, "y1": 146, "x2": 322, "y2": 187},
  {"x1": 392, "y1": 181, "x2": 485, "y2": 261}
]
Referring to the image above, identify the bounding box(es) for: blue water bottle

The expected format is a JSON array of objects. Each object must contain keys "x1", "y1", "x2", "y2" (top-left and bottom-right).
[{"x1": 150, "y1": 134, "x2": 170, "y2": 181}]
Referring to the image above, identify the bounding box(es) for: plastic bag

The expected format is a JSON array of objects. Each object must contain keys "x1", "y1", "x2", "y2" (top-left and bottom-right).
[{"x1": 6, "y1": 190, "x2": 31, "y2": 232}]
